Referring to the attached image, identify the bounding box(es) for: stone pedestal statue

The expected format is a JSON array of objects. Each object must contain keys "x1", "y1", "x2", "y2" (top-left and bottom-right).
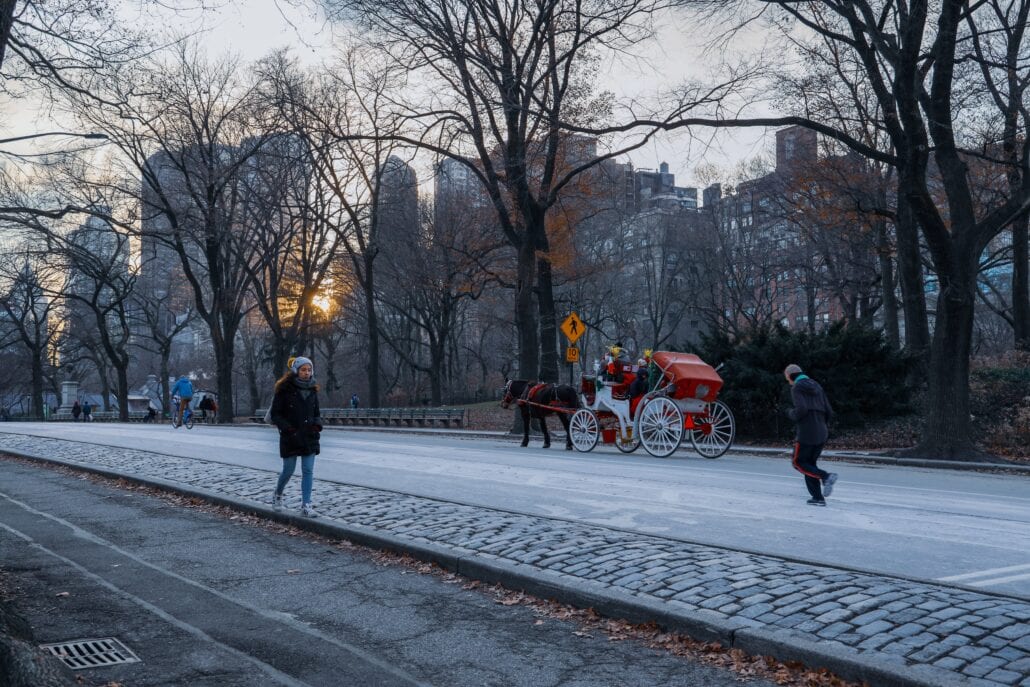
[
  {"x1": 56, "y1": 381, "x2": 80, "y2": 419},
  {"x1": 60, "y1": 381, "x2": 79, "y2": 409}
]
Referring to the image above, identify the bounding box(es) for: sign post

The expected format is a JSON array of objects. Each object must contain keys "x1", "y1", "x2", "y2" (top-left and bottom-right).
[{"x1": 560, "y1": 312, "x2": 584, "y2": 386}]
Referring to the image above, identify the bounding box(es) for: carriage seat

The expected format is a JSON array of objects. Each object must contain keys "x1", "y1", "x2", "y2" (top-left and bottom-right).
[{"x1": 602, "y1": 362, "x2": 637, "y2": 399}]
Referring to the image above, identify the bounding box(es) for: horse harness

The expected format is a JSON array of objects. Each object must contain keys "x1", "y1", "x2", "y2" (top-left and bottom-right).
[{"x1": 503, "y1": 380, "x2": 577, "y2": 415}]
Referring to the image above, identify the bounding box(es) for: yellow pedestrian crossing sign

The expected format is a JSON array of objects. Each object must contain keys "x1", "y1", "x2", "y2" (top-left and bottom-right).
[{"x1": 560, "y1": 312, "x2": 584, "y2": 344}]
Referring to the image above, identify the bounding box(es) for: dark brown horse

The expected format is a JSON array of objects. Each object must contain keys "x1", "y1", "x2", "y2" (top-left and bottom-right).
[{"x1": 501, "y1": 379, "x2": 580, "y2": 450}]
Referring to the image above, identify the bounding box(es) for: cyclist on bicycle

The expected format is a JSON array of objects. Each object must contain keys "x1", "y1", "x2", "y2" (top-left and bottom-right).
[{"x1": 171, "y1": 375, "x2": 194, "y2": 426}]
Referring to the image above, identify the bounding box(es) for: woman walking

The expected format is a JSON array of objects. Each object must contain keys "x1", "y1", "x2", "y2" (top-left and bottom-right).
[{"x1": 270, "y1": 356, "x2": 324, "y2": 517}]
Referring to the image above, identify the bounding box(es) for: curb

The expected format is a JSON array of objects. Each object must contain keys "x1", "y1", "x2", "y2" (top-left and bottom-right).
[{"x1": 4, "y1": 450, "x2": 1004, "y2": 687}]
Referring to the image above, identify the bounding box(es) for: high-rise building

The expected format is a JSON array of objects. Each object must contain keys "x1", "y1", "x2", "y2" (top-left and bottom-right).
[
  {"x1": 61, "y1": 207, "x2": 134, "y2": 363},
  {"x1": 139, "y1": 150, "x2": 194, "y2": 301},
  {"x1": 377, "y1": 155, "x2": 419, "y2": 246}
]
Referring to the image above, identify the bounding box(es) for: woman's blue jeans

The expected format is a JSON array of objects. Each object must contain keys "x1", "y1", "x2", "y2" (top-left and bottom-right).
[{"x1": 276, "y1": 454, "x2": 315, "y2": 504}]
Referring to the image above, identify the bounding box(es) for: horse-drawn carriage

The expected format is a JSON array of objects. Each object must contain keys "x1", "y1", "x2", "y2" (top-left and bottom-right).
[{"x1": 569, "y1": 351, "x2": 736, "y2": 458}]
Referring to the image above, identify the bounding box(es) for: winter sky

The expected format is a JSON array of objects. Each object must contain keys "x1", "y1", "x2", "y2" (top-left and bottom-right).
[{"x1": 2, "y1": 0, "x2": 777, "y2": 188}]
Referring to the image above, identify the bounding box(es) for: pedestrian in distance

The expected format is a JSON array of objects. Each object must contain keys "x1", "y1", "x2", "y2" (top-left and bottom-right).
[
  {"x1": 72, "y1": 401, "x2": 81, "y2": 421},
  {"x1": 82, "y1": 401, "x2": 92, "y2": 422},
  {"x1": 784, "y1": 363, "x2": 838, "y2": 506},
  {"x1": 270, "y1": 356, "x2": 324, "y2": 518},
  {"x1": 350, "y1": 393, "x2": 359, "y2": 409},
  {"x1": 198, "y1": 395, "x2": 215, "y2": 420}
]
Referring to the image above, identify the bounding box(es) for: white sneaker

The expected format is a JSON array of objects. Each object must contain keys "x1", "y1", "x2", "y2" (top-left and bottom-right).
[
  {"x1": 823, "y1": 473, "x2": 839, "y2": 498},
  {"x1": 301, "y1": 503, "x2": 318, "y2": 518},
  {"x1": 272, "y1": 492, "x2": 284, "y2": 511}
]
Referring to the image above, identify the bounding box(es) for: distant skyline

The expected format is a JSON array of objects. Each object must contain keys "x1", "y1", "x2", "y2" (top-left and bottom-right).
[{"x1": 1, "y1": 0, "x2": 779, "y2": 189}]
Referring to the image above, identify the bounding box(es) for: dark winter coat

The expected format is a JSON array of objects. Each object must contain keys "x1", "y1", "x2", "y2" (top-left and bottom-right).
[
  {"x1": 270, "y1": 374, "x2": 324, "y2": 458},
  {"x1": 787, "y1": 376, "x2": 833, "y2": 445}
]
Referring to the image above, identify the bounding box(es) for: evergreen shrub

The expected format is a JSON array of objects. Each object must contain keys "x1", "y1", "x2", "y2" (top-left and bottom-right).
[
  {"x1": 687, "y1": 322, "x2": 913, "y2": 440},
  {"x1": 970, "y1": 353, "x2": 1030, "y2": 455}
]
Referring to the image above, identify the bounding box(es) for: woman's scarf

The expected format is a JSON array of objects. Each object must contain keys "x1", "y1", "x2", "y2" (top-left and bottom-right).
[{"x1": 293, "y1": 375, "x2": 317, "y2": 399}]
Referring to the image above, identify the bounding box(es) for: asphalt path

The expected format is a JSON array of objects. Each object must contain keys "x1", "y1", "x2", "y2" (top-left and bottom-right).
[
  {"x1": 2, "y1": 460, "x2": 768, "y2": 686},
  {"x1": 4, "y1": 422, "x2": 1029, "y2": 598}
]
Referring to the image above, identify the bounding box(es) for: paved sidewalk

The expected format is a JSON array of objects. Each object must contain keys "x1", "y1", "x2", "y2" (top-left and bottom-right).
[{"x1": 3, "y1": 433, "x2": 1029, "y2": 687}]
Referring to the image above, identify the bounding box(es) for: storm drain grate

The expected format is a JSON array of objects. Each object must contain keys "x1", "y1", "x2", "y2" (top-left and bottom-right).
[{"x1": 40, "y1": 637, "x2": 141, "y2": 669}]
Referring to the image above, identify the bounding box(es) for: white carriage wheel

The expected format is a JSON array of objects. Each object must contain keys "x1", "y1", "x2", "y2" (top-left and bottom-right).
[
  {"x1": 689, "y1": 401, "x2": 736, "y2": 459},
  {"x1": 636, "y1": 397, "x2": 683, "y2": 458},
  {"x1": 569, "y1": 409, "x2": 600, "y2": 452}
]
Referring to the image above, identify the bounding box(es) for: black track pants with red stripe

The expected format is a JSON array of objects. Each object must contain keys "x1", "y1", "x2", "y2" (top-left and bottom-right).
[{"x1": 792, "y1": 442, "x2": 829, "y2": 499}]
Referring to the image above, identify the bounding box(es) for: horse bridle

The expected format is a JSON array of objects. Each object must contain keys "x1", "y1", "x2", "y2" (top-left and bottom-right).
[{"x1": 500, "y1": 379, "x2": 516, "y2": 409}]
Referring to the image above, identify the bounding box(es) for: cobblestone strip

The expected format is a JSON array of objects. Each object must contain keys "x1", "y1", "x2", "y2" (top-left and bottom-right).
[{"x1": 5, "y1": 434, "x2": 1030, "y2": 687}]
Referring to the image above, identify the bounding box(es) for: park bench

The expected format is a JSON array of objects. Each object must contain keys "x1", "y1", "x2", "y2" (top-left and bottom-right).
[
  {"x1": 252, "y1": 407, "x2": 467, "y2": 428},
  {"x1": 62, "y1": 411, "x2": 151, "y2": 422}
]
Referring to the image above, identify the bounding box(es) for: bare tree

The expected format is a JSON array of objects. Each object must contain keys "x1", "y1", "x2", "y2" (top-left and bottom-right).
[
  {"x1": 965, "y1": 0, "x2": 1030, "y2": 350},
  {"x1": 65, "y1": 45, "x2": 281, "y2": 421},
  {"x1": 260, "y1": 47, "x2": 411, "y2": 407},
  {"x1": 378, "y1": 198, "x2": 505, "y2": 404},
  {"x1": 321, "y1": 0, "x2": 721, "y2": 383},
  {"x1": 0, "y1": 245, "x2": 61, "y2": 418},
  {"x1": 596, "y1": 1, "x2": 1030, "y2": 459},
  {"x1": 130, "y1": 284, "x2": 195, "y2": 418},
  {"x1": 233, "y1": 107, "x2": 342, "y2": 376},
  {"x1": 47, "y1": 210, "x2": 136, "y2": 419},
  {"x1": 1, "y1": 0, "x2": 144, "y2": 85},
  {"x1": 768, "y1": 30, "x2": 924, "y2": 353}
]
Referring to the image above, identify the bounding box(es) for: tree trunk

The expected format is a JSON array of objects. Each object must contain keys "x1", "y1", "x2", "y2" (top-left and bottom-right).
[
  {"x1": 214, "y1": 339, "x2": 235, "y2": 423},
  {"x1": 0, "y1": 0, "x2": 16, "y2": 70},
  {"x1": 273, "y1": 339, "x2": 290, "y2": 380},
  {"x1": 116, "y1": 365, "x2": 129, "y2": 421},
  {"x1": 895, "y1": 197, "x2": 930, "y2": 361},
  {"x1": 429, "y1": 338, "x2": 444, "y2": 406},
  {"x1": 364, "y1": 255, "x2": 381, "y2": 408},
  {"x1": 910, "y1": 269, "x2": 984, "y2": 459},
  {"x1": 806, "y1": 275, "x2": 817, "y2": 334},
  {"x1": 877, "y1": 219, "x2": 901, "y2": 348},
  {"x1": 248, "y1": 368, "x2": 261, "y2": 415},
  {"x1": 98, "y1": 364, "x2": 112, "y2": 412},
  {"x1": 31, "y1": 352, "x2": 45, "y2": 420},
  {"x1": 537, "y1": 253, "x2": 559, "y2": 383},
  {"x1": 515, "y1": 239, "x2": 539, "y2": 380},
  {"x1": 160, "y1": 351, "x2": 170, "y2": 419},
  {"x1": 317, "y1": 334, "x2": 340, "y2": 406},
  {"x1": 1012, "y1": 212, "x2": 1029, "y2": 350}
]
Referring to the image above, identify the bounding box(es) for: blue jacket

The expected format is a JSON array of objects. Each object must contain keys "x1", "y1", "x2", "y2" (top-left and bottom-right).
[{"x1": 172, "y1": 377, "x2": 194, "y2": 399}]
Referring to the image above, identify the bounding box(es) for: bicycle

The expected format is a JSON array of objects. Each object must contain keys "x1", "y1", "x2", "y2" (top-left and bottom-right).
[{"x1": 170, "y1": 396, "x2": 194, "y2": 430}]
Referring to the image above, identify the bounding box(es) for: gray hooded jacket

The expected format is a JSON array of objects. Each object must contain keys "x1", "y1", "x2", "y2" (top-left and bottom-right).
[{"x1": 788, "y1": 376, "x2": 833, "y2": 444}]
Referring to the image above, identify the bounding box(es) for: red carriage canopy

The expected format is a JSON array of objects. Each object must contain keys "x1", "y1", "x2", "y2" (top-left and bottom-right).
[{"x1": 650, "y1": 351, "x2": 723, "y2": 403}]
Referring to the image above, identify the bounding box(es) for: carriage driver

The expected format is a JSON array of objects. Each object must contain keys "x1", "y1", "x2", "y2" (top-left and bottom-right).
[
  {"x1": 603, "y1": 343, "x2": 633, "y2": 381},
  {"x1": 629, "y1": 349, "x2": 653, "y2": 398}
]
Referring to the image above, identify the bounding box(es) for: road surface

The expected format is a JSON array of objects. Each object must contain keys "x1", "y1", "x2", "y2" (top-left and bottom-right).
[{"x1": 3, "y1": 423, "x2": 1028, "y2": 598}]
